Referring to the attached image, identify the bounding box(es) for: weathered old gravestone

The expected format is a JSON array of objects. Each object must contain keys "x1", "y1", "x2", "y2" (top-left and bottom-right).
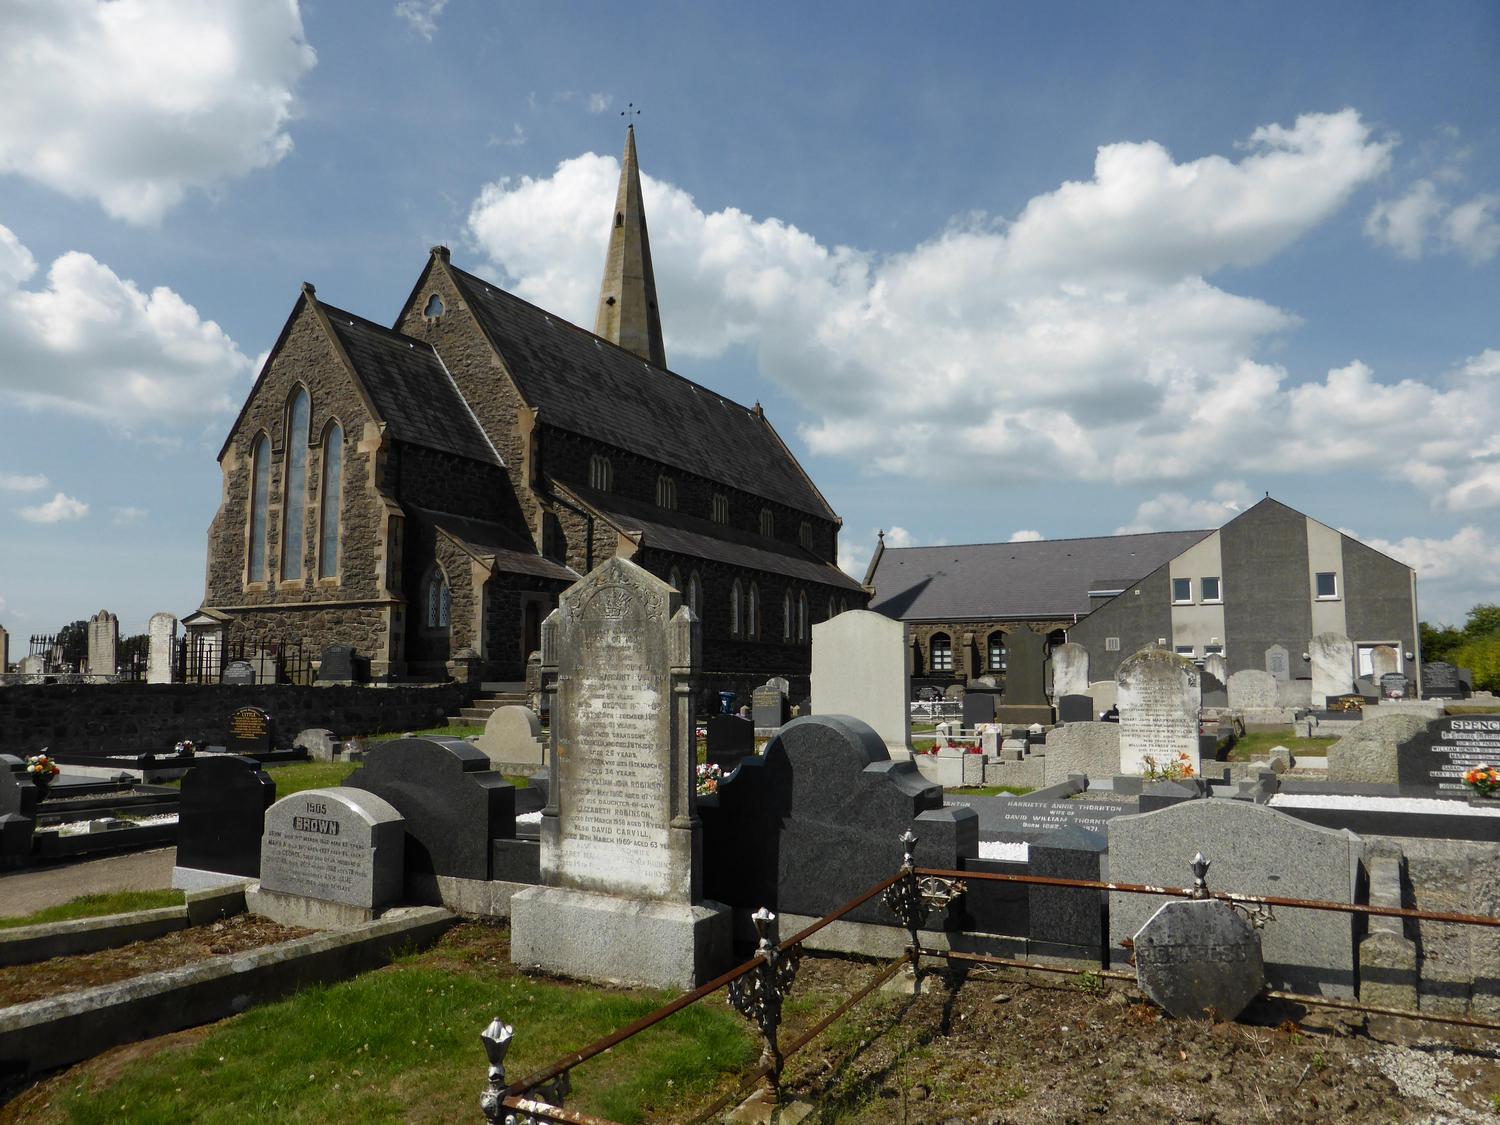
[
  {"x1": 1200, "y1": 665, "x2": 1228, "y2": 709},
  {"x1": 474, "y1": 705, "x2": 546, "y2": 771},
  {"x1": 1227, "y1": 669, "x2": 1278, "y2": 711},
  {"x1": 1395, "y1": 714, "x2": 1500, "y2": 797},
  {"x1": 752, "y1": 680, "x2": 790, "y2": 731},
  {"x1": 1327, "y1": 712, "x2": 1432, "y2": 785},
  {"x1": 87, "y1": 610, "x2": 118, "y2": 676},
  {"x1": 1050, "y1": 643, "x2": 1090, "y2": 700},
  {"x1": 1117, "y1": 649, "x2": 1200, "y2": 776},
  {"x1": 1108, "y1": 800, "x2": 1359, "y2": 996},
  {"x1": 221, "y1": 660, "x2": 256, "y2": 686},
  {"x1": 1264, "y1": 644, "x2": 1290, "y2": 683},
  {"x1": 997, "y1": 629, "x2": 1051, "y2": 725},
  {"x1": 1028, "y1": 825, "x2": 1106, "y2": 956},
  {"x1": 227, "y1": 706, "x2": 274, "y2": 755},
  {"x1": 1202, "y1": 653, "x2": 1228, "y2": 691},
  {"x1": 961, "y1": 691, "x2": 996, "y2": 727},
  {"x1": 705, "y1": 714, "x2": 755, "y2": 770},
  {"x1": 172, "y1": 755, "x2": 275, "y2": 888},
  {"x1": 255, "y1": 788, "x2": 404, "y2": 924},
  {"x1": 509, "y1": 557, "x2": 730, "y2": 990},
  {"x1": 1370, "y1": 646, "x2": 1400, "y2": 681},
  {"x1": 294, "y1": 728, "x2": 337, "y2": 762},
  {"x1": 1309, "y1": 632, "x2": 1355, "y2": 708},
  {"x1": 1380, "y1": 672, "x2": 1410, "y2": 699},
  {"x1": 1040, "y1": 722, "x2": 1121, "y2": 787},
  {"x1": 700, "y1": 714, "x2": 977, "y2": 924},
  {"x1": 1421, "y1": 662, "x2": 1464, "y2": 700},
  {"x1": 345, "y1": 737, "x2": 515, "y2": 888},
  {"x1": 1134, "y1": 898, "x2": 1265, "y2": 1020},
  {"x1": 317, "y1": 643, "x2": 364, "y2": 683},
  {"x1": 146, "y1": 612, "x2": 177, "y2": 684},
  {"x1": 812, "y1": 610, "x2": 911, "y2": 756}
]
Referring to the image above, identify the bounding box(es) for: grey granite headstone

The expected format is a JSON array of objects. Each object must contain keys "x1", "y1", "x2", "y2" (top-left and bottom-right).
[
  {"x1": 175, "y1": 754, "x2": 275, "y2": 878},
  {"x1": 1380, "y1": 672, "x2": 1410, "y2": 699},
  {"x1": 1056, "y1": 694, "x2": 1093, "y2": 724},
  {"x1": 1108, "y1": 799, "x2": 1359, "y2": 996},
  {"x1": 1117, "y1": 649, "x2": 1200, "y2": 775},
  {"x1": 295, "y1": 728, "x2": 337, "y2": 762},
  {"x1": 1050, "y1": 643, "x2": 1090, "y2": 699},
  {"x1": 259, "y1": 787, "x2": 404, "y2": 909},
  {"x1": 1028, "y1": 824, "x2": 1106, "y2": 953},
  {"x1": 1227, "y1": 669, "x2": 1278, "y2": 711},
  {"x1": 317, "y1": 643, "x2": 363, "y2": 683},
  {"x1": 1134, "y1": 898, "x2": 1265, "y2": 1020},
  {"x1": 1041, "y1": 722, "x2": 1121, "y2": 786},
  {"x1": 961, "y1": 691, "x2": 996, "y2": 727},
  {"x1": 752, "y1": 683, "x2": 790, "y2": 730},
  {"x1": 1264, "y1": 645, "x2": 1290, "y2": 683},
  {"x1": 1394, "y1": 714, "x2": 1500, "y2": 797},
  {"x1": 1309, "y1": 632, "x2": 1354, "y2": 708},
  {"x1": 222, "y1": 660, "x2": 256, "y2": 686}
]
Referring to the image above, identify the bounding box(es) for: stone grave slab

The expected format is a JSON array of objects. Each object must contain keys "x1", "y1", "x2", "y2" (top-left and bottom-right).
[
  {"x1": 1108, "y1": 799, "x2": 1359, "y2": 996},
  {"x1": 705, "y1": 714, "x2": 755, "y2": 770},
  {"x1": 222, "y1": 660, "x2": 256, "y2": 686},
  {"x1": 958, "y1": 793, "x2": 1131, "y2": 841},
  {"x1": 1422, "y1": 662, "x2": 1463, "y2": 699},
  {"x1": 1380, "y1": 673, "x2": 1410, "y2": 699},
  {"x1": 227, "y1": 706, "x2": 274, "y2": 755},
  {"x1": 1134, "y1": 898, "x2": 1264, "y2": 1020},
  {"x1": 1117, "y1": 649, "x2": 1200, "y2": 776},
  {"x1": 1395, "y1": 714, "x2": 1500, "y2": 798},
  {"x1": 812, "y1": 610, "x2": 911, "y2": 755},
  {"x1": 475, "y1": 705, "x2": 546, "y2": 771},
  {"x1": 257, "y1": 787, "x2": 404, "y2": 920},
  {"x1": 173, "y1": 754, "x2": 275, "y2": 887},
  {"x1": 1309, "y1": 632, "x2": 1355, "y2": 707},
  {"x1": 1227, "y1": 669, "x2": 1278, "y2": 711},
  {"x1": 1028, "y1": 824, "x2": 1105, "y2": 955},
  {"x1": 1040, "y1": 722, "x2": 1120, "y2": 787}
]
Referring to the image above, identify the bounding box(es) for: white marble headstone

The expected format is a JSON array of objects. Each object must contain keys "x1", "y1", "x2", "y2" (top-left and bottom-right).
[
  {"x1": 1309, "y1": 632, "x2": 1355, "y2": 708},
  {"x1": 1050, "y1": 643, "x2": 1090, "y2": 699},
  {"x1": 812, "y1": 610, "x2": 911, "y2": 756},
  {"x1": 147, "y1": 612, "x2": 177, "y2": 684},
  {"x1": 1116, "y1": 649, "x2": 1200, "y2": 776}
]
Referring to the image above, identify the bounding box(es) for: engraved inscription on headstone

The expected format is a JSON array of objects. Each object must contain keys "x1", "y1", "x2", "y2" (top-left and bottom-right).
[
  {"x1": 259, "y1": 788, "x2": 404, "y2": 908},
  {"x1": 1117, "y1": 649, "x2": 1201, "y2": 776},
  {"x1": 1264, "y1": 644, "x2": 1289, "y2": 683},
  {"x1": 222, "y1": 660, "x2": 256, "y2": 686},
  {"x1": 1134, "y1": 898, "x2": 1265, "y2": 1020},
  {"x1": 227, "y1": 706, "x2": 273, "y2": 755},
  {"x1": 975, "y1": 796, "x2": 1129, "y2": 840},
  {"x1": 1395, "y1": 715, "x2": 1500, "y2": 797},
  {"x1": 1421, "y1": 662, "x2": 1463, "y2": 700}
]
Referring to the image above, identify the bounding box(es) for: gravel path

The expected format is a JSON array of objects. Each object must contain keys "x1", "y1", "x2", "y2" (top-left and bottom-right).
[{"x1": 0, "y1": 846, "x2": 177, "y2": 918}]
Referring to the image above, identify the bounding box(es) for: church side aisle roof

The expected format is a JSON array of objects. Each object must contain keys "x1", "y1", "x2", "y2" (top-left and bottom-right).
[
  {"x1": 447, "y1": 265, "x2": 835, "y2": 519},
  {"x1": 321, "y1": 303, "x2": 499, "y2": 465},
  {"x1": 405, "y1": 506, "x2": 578, "y2": 582}
]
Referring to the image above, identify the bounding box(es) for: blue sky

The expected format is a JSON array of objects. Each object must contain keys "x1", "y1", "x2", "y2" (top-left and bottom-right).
[{"x1": 0, "y1": 0, "x2": 1497, "y2": 643}]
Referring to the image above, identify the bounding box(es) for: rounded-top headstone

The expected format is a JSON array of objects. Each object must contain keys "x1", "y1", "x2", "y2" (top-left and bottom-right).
[
  {"x1": 260, "y1": 787, "x2": 404, "y2": 909},
  {"x1": 295, "y1": 728, "x2": 337, "y2": 762},
  {"x1": 1134, "y1": 898, "x2": 1264, "y2": 1020}
]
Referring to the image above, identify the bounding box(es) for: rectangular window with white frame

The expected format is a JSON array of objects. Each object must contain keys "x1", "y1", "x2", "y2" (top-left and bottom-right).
[
  {"x1": 1315, "y1": 571, "x2": 1339, "y2": 599},
  {"x1": 1175, "y1": 645, "x2": 1195, "y2": 656},
  {"x1": 1171, "y1": 577, "x2": 1193, "y2": 604},
  {"x1": 1204, "y1": 643, "x2": 1224, "y2": 656},
  {"x1": 1201, "y1": 576, "x2": 1221, "y2": 603}
]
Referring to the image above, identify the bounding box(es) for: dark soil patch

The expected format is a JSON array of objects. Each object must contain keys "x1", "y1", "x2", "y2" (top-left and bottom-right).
[{"x1": 0, "y1": 914, "x2": 311, "y2": 1007}]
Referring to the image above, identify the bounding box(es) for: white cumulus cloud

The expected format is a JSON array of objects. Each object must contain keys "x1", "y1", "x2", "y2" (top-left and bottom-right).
[
  {"x1": 1343, "y1": 526, "x2": 1500, "y2": 626},
  {"x1": 0, "y1": 472, "x2": 47, "y2": 492},
  {"x1": 0, "y1": 224, "x2": 253, "y2": 425},
  {"x1": 1366, "y1": 181, "x2": 1500, "y2": 264},
  {"x1": 18, "y1": 492, "x2": 89, "y2": 524},
  {"x1": 1116, "y1": 482, "x2": 1256, "y2": 534},
  {"x1": 394, "y1": 0, "x2": 447, "y2": 40},
  {"x1": 1008, "y1": 530, "x2": 1044, "y2": 542},
  {"x1": 461, "y1": 111, "x2": 1500, "y2": 508},
  {"x1": 0, "y1": 0, "x2": 316, "y2": 224}
]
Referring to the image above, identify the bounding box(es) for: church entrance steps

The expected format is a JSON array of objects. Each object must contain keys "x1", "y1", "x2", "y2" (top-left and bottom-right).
[{"x1": 448, "y1": 689, "x2": 530, "y2": 727}]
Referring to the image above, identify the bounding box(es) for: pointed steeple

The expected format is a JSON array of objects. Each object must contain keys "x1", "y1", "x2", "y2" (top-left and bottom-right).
[{"x1": 594, "y1": 125, "x2": 667, "y2": 368}]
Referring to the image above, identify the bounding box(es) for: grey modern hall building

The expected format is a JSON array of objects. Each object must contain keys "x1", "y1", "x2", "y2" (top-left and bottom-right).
[{"x1": 866, "y1": 498, "x2": 1420, "y2": 694}]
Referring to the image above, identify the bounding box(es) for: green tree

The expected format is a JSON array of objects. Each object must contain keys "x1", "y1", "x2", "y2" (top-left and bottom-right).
[
  {"x1": 1462, "y1": 603, "x2": 1500, "y2": 640},
  {"x1": 1420, "y1": 620, "x2": 1462, "y2": 663},
  {"x1": 54, "y1": 619, "x2": 88, "y2": 669}
]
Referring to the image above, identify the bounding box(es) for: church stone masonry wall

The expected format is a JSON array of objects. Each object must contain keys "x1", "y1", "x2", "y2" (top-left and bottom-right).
[
  {"x1": 392, "y1": 444, "x2": 512, "y2": 526},
  {"x1": 907, "y1": 620, "x2": 1070, "y2": 684}
]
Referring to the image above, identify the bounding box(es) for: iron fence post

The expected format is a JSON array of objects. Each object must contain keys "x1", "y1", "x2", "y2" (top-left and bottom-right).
[
  {"x1": 882, "y1": 831, "x2": 967, "y2": 990},
  {"x1": 728, "y1": 907, "x2": 800, "y2": 1096}
]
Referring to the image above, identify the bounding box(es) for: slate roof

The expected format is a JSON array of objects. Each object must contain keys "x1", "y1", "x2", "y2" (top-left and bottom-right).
[
  {"x1": 407, "y1": 506, "x2": 579, "y2": 583},
  {"x1": 565, "y1": 485, "x2": 866, "y2": 592},
  {"x1": 867, "y1": 530, "x2": 1211, "y2": 621},
  {"x1": 321, "y1": 303, "x2": 498, "y2": 465},
  {"x1": 447, "y1": 266, "x2": 834, "y2": 519}
]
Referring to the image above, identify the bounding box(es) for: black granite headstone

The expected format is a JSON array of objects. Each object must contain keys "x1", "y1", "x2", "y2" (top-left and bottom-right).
[
  {"x1": 176, "y1": 754, "x2": 275, "y2": 877},
  {"x1": 1057, "y1": 694, "x2": 1094, "y2": 724},
  {"x1": 221, "y1": 660, "x2": 256, "y2": 686},
  {"x1": 317, "y1": 644, "x2": 364, "y2": 683},
  {"x1": 701, "y1": 715, "x2": 977, "y2": 924},
  {"x1": 0, "y1": 755, "x2": 38, "y2": 868},
  {"x1": 1326, "y1": 694, "x2": 1364, "y2": 714},
  {"x1": 1003, "y1": 630, "x2": 1046, "y2": 705},
  {"x1": 1422, "y1": 663, "x2": 1463, "y2": 700},
  {"x1": 1380, "y1": 673, "x2": 1410, "y2": 699},
  {"x1": 226, "y1": 706, "x2": 273, "y2": 754},
  {"x1": 1395, "y1": 714, "x2": 1500, "y2": 798},
  {"x1": 344, "y1": 737, "x2": 516, "y2": 881},
  {"x1": 706, "y1": 714, "x2": 755, "y2": 770},
  {"x1": 1028, "y1": 824, "x2": 1106, "y2": 954},
  {"x1": 961, "y1": 692, "x2": 996, "y2": 727}
]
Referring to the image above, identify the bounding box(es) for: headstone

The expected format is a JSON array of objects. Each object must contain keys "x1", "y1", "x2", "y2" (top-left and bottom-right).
[
  {"x1": 474, "y1": 705, "x2": 546, "y2": 770},
  {"x1": 1134, "y1": 898, "x2": 1265, "y2": 1020},
  {"x1": 1395, "y1": 714, "x2": 1500, "y2": 798},
  {"x1": 752, "y1": 681, "x2": 790, "y2": 730},
  {"x1": 222, "y1": 660, "x2": 256, "y2": 686},
  {"x1": 968, "y1": 793, "x2": 1131, "y2": 840},
  {"x1": 705, "y1": 714, "x2": 755, "y2": 770},
  {"x1": 961, "y1": 691, "x2": 996, "y2": 727},
  {"x1": 1309, "y1": 632, "x2": 1355, "y2": 707},
  {"x1": 1327, "y1": 713, "x2": 1432, "y2": 785},
  {"x1": 250, "y1": 649, "x2": 279, "y2": 686},
  {"x1": 87, "y1": 610, "x2": 118, "y2": 676},
  {"x1": 295, "y1": 728, "x2": 337, "y2": 762},
  {"x1": 318, "y1": 643, "x2": 364, "y2": 683},
  {"x1": 1326, "y1": 693, "x2": 1364, "y2": 714},
  {"x1": 174, "y1": 755, "x2": 275, "y2": 881},
  {"x1": 764, "y1": 675, "x2": 790, "y2": 695},
  {"x1": 996, "y1": 629, "x2": 1051, "y2": 725},
  {"x1": 1369, "y1": 646, "x2": 1399, "y2": 681},
  {"x1": 259, "y1": 787, "x2": 404, "y2": 913},
  {"x1": 1116, "y1": 649, "x2": 1201, "y2": 776},
  {"x1": 1108, "y1": 800, "x2": 1360, "y2": 996},
  {"x1": 1264, "y1": 644, "x2": 1290, "y2": 682},
  {"x1": 1028, "y1": 825, "x2": 1106, "y2": 954},
  {"x1": 1050, "y1": 643, "x2": 1090, "y2": 699},
  {"x1": 1227, "y1": 669, "x2": 1278, "y2": 711},
  {"x1": 1380, "y1": 672, "x2": 1410, "y2": 699},
  {"x1": 0, "y1": 756, "x2": 38, "y2": 867},
  {"x1": 1056, "y1": 694, "x2": 1093, "y2": 724},
  {"x1": 1040, "y1": 722, "x2": 1121, "y2": 786},
  {"x1": 1200, "y1": 666, "x2": 1227, "y2": 709},
  {"x1": 0, "y1": 624, "x2": 8, "y2": 674},
  {"x1": 345, "y1": 737, "x2": 515, "y2": 883},
  {"x1": 1421, "y1": 662, "x2": 1463, "y2": 700},
  {"x1": 227, "y1": 706, "x2": 274, "y2": 755},
  {"x1": 510, "y1": 557, "x2": 730, "y2": 990},
  {"x1": 811, "y1": 610, "x2": 911, "y2": 756},
  {"x1": 1088, "y1": 679, "x2": 1117, "y2": 712},
  {"x1": 147, "y1": 612, "x2": 177, "y2": 684},
  {"x1": 1202, "y1": 653, "x2": 1228, "y2": 689}
]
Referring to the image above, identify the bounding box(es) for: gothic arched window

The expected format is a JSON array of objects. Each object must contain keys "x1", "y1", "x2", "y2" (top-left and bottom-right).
[
  {"x1": 425, "y1": 566, "x2": 451, "y2": 630},
  {"x1": 688, "y1": 571, "x2": 703, "y2": 619},
  {"x1": 930, "y1": 632, "x2": 953, "y2": 672},
  {"x1": 798, "y1": 592, "x2": 809, "y2": 643},
  {"x1": 782, "y1": 590, "x2": 793, "y2": 641},
  {"x1": 730, "y1": 580, "x2": 743, "y2": 637},
  {"x1": 669, "y1": 566, "x2": 682, "y2": 595},
  {"x1": 656, "y1": 475, "x2": 678, "y2": 510},
  {"x1": 280, "y1": 388, "x2": 310, "y2": 581},
  {"x1": 759, "y1": 508, "x2": 775, "y2": 538},
  {"x1": 589, "y1": 454, "x2": 612, "y2": 492},
  {"x1": 247, "y1": 433, "x2": 271, "y2": 583},
  {"x1": 748, "y1": 582, "x2": 761, "y2": 640},
  {"x1": 318, "y1": 421, "x2": 343, "y2": 580}
]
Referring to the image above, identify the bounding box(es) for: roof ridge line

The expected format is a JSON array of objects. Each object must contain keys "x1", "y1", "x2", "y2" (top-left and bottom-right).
[
  {"x1": 428, "y1": 347, "x2": 504, "y2": 467},
  {"x1": 317, "y1": 299, "x2": 434, "y2": 349},
  {"x1": 880, "y1": 528, "x2": 1214, "y2": 550}
]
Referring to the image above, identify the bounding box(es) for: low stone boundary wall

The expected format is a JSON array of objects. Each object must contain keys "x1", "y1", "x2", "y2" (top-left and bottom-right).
[
  {"x1": 0, "y1": 905, "x2": 455, "y2": 1075},
  {"x1": 0, "y1": 886, "x2": 243, "y2": 967},
  {"x1": 0, "y1": 682, "x2": 479, "y2": 756}
]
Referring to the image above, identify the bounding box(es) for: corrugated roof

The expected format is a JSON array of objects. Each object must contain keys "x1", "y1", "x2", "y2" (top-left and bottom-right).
[
  {"x1": 448, "y1": 267, "x2": 834, "y2": 519},
  {"x1": 867, "y1": 530, "x2": 1211, "y2": 620},
  {"x1": 409, "y1": 506, "x2": 579, "y2": 583},
  {"x1": 321, "y1": 303, "x2": 498, "y2": 465},
  {"x1": 567, "y1": 485, "x2": 866, "y2": 592}
]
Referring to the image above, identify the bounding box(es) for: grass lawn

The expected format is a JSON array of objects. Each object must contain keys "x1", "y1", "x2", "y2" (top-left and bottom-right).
[
  {"x1": 0, "y1": 890, "x2": 186, "y2": 930},
  {"x1": 367, "y1": 724, "x2": 479, "y2": 742},
  {"x1": 263, "y1": 760, "x2": 359, "y2": 796},
  {"x1": 945, "y1": 785, "x2": 1034, "y2": 797},
  {"x1": 23, "y1": 923, "x2": 755, "y2": 1125},
  {"x1": 1225, "y1": 732, "x2": 1337, "y2": 763},
  {"x1": 1446, "y1": 703, "x2": 1500, "y2": 714}
]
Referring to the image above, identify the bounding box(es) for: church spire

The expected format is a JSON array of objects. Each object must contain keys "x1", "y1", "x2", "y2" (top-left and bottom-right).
[{"x1": 594, "y1": 124, "x2": 666, "y2": 368}]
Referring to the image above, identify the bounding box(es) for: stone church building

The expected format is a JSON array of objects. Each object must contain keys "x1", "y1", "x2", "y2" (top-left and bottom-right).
[{"x1": 194, "y1": 127, "x2": 865, "y2": 688}]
